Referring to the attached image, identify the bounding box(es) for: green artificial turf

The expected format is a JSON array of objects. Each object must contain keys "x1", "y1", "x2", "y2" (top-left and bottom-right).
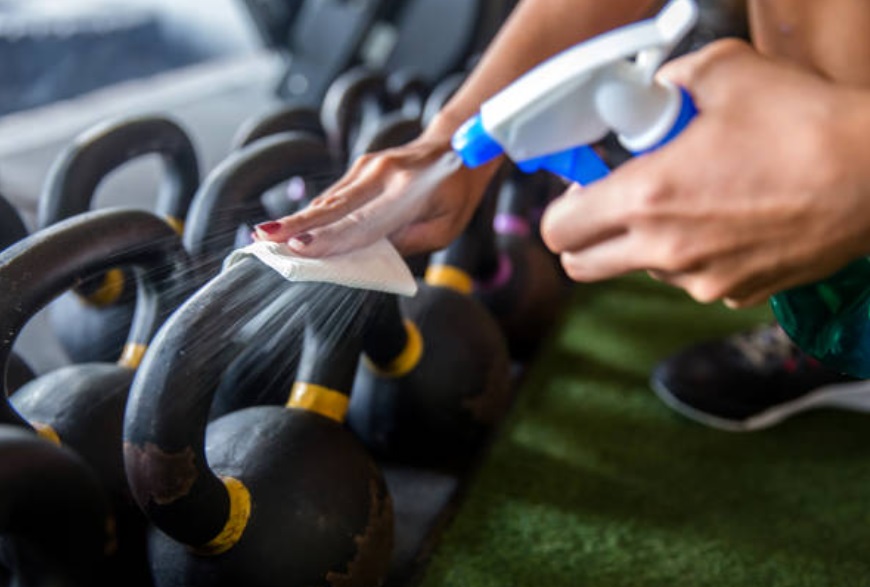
[{"x1": 420, "y1": 274, "x2": 870, "y2": 587}]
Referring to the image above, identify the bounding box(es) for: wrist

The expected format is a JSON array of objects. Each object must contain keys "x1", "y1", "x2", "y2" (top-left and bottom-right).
[{"x1": 423, "y1": 108, "x2": 470, "y2": 142}]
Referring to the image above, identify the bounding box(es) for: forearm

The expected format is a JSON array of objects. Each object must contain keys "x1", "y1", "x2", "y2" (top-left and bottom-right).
[{"x1": 427, "y1": 0, "x2": 664, "y2": 138}]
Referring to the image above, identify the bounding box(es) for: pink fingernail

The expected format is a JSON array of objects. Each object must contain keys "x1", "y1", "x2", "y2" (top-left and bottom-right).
[
  {"x1": 289, "y1": 233, "x2": 313, "y2": 248},
  {"x1": 255, "y1": 221, "x2": 282, "y2": 235}
]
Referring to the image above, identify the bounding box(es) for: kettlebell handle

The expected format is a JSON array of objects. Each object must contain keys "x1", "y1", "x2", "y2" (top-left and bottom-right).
[
  {"x1": 183, "y1": 131, "x2": 334, "y2": 272},
  {"x1": 124, "y1": 259, "x2": 284, "y2": 546},
  {"x1": 232, "y1": 105, "x2": 326, "y2": 149},
  {"x1": 0, "y1": 192, "x2": 28, "y2": 251},
  {"x1": 38, "y1": 116, "x2": 200, "y2": 232},
  {"x1": 124, "y1": 260, "x2": 374, "y2": 548},
  {"x1": 0, "y1": 210, "x2": 191, "y2": 418}
]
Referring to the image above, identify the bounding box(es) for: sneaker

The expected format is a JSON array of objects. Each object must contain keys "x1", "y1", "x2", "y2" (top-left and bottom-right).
[{"x1": 650, "y1": 324, "x2": 870, "y2": 431}]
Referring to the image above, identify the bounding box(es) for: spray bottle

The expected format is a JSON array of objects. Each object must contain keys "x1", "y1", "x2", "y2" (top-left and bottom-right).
[{"x1": 451, "y1": 0, "x2": 870, "y2": 378}]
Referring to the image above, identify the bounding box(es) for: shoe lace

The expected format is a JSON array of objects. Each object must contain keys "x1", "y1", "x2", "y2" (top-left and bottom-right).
[{"x1": 729, "y1": 324, "x2": 801, "y2": 370}]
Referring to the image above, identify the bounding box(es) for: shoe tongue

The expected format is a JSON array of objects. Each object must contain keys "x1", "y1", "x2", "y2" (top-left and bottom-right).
[{"x1": 222, "y1": 240, "x2": 419, "y2": 297}]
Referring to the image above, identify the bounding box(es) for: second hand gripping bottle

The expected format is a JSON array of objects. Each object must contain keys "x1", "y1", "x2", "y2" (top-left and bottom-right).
[{"x1": 452, "y1": 0, "x2": 870, "y2": 379}]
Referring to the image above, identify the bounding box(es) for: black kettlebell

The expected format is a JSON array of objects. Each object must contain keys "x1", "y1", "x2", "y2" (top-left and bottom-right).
[
  {"x1": 384, "y1": 69, "x2": 429, "y2": 121},
  {"x1": 38, "y1": 114, "x2": 200, "y2": 364},
  {"x1": 475, "y1": 171, "x2": 567, "y2": 360},
  {"x1": 0, "y1": 425, "x2": 112, "y2": 587},
  {"x1": 348, "y1": 177, "x2": 512, "y2": 463},
  {"x1": 421, "y1": 71, "x2": 465, "y2": 128},
  {"x1": 182, "y1": 131, "x2": 335, "y2": 418},
  {"x1": 0, "y1": 192, "x2": 28, "y2": 251},
  {"x1": 320, "y1": 66, "x2": 389, "y2": 162},
  {"x1": 124, "y1": 257, "x2": 393, "y2": 587},
  {"x1": 0, "y1": 192, "x2": 36, "y2": 392},
  {"x1": 0, "y1": 209, "x2": 192, "y2": 585},
  {"x1": 349, "y1": 108, "x2": 422, "y2": 162},
  {"x1": 232, "y1": 104, "x2": 326, "y2": 149},
  {"x1": 231, "y1": 106, "x2": 331, "y2": 225},
  {"x1": 183, "y1": 131, "x2": 335, "y2": 278}
]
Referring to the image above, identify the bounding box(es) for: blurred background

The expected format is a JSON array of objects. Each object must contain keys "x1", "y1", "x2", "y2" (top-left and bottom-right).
[{"x1": 0, "y1": 0, "x2": 516, "y2": 371}]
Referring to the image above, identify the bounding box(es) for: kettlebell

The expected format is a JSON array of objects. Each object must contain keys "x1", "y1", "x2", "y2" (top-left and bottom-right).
[
  {"x1": 321, "y1": 67, "x2": 389, "y2": 162},
  {"x1": 0, "y1": 192, "x2": 28, "y2": 251},
  {"x1": 182, "y1": 132, "x2": 335, "y2": 418},
  {"x1": 232, "y1": 104, "x2": 326, "y2": 149},
  {"x1": 0, "y1": 209, "x2": 192, "y2": 585},
  {"x1": 348, "y1": 177, "x2": 512, "y2": 463},
  {"x1": 384, "y1": 69, "x2": 429, "y2": 121},
  {"x1": 231, "y1": 106, "x2": 331, "y2": 224},
  {"x1": 38, "y1": 114, "x2": 200, "y2": 364},
  {"x1": 475, "y1": 171, "x2": 567, "y2": 360},
  {"x1": 421, "y1": 71, "x2": 465, "y2": 127},
  {"x1": 0, "y1": 192, "x2": 36, "y2": 392},
  {"x1": 183, "y1": 131, "x2": 335, "y2": 278},
  {"x1": 124, "y1": 257, "x2": 393, "y2": 587},
  {"x1": 349, "y1": 108, "x2": 422, "y2": 162},
  {"x1": 0, "y1": 425, "x2": 112, "y2": 587}
]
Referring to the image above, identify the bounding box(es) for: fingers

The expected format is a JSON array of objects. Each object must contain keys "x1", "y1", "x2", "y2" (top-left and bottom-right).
[
  {"x1": 540, "y1": 177, "x2": 637, "y2": 256},
  {"x1": 646, "y1": 251, "x2": 800, "y2": 308},
  {"x1": 558, "y1": 232, "x2": 639, "y2": 281},
  {"x1": 253, "y1": 158, "x2": 385, "y2": 244}
]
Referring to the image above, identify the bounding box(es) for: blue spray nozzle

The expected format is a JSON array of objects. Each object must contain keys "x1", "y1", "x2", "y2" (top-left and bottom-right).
[
  {"x1": 451, "y1": 114, "x2": 504, "y2": 169},
  {"x1": 517, "y1": 145, "x2": 611, "y2": 186}
]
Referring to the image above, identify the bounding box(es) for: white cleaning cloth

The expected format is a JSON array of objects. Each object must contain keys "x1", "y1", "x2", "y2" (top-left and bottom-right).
[{"x1": 222, "y1": 239, "x2": 418, "y2": 297}]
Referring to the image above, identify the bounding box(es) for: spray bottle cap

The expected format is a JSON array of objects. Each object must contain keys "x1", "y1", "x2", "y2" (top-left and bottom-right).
[
  {"x1": 468, "y1": 0, "x2": 698, "y2": 163},
  {"x1": 452, "y1": 114, "x2": 504, "y2": 168}
]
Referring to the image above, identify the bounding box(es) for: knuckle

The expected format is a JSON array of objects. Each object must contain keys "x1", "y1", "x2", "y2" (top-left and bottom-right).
[
  {"x1": 704, "y1": 38, "x2": 752, "y2": 61},
  {"x1": 350, "y1": 152, "x2": 376, "y2": 171},
  {"x1": 654, "y1": 238, "x2": 700, "y2": 273},
  {"x1": 674, "y1": 38, "x2": 752, "y2": 91},
  {"x1": 687, "y1": 279, "x2": 729, "y2": 304},
  {"x1": 628, "y1": 175, "x2": 669, "y2": 218}
]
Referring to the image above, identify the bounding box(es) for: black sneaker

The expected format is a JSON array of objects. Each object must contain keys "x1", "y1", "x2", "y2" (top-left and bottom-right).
[{"x1": 650, "y1": 324, "x2": 870, "y2": 431}]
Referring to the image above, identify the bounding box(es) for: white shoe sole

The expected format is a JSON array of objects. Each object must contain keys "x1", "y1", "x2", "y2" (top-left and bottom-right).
[{"x1": 650, "y1": 377, "x2": 870, "y2": 432}]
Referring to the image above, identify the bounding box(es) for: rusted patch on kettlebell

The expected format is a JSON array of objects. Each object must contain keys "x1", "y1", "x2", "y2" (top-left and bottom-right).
[
  {"x1": 123, "y1": 442, "x2": 198, "y2": 506},
  {"x1": 326, "y1": 473, "x2": 394, "y2": 587}
]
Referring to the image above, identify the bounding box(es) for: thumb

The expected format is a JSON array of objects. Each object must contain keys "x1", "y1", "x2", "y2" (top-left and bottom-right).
[{"x1": 657, "y1": 38, "x2": 756, "y2": 109}]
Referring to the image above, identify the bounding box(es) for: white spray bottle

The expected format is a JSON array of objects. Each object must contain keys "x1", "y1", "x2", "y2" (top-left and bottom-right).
[
  {"x1": 453, "y1": 0, "x2": 870, "y2": 380},
  {"x1": 451, "y1": 0, "x2": 699, "y2": 184}
]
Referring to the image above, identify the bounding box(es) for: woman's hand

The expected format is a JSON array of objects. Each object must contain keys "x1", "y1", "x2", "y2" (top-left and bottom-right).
[
  {"x1": 540, "y1": 39, "x2": 870, "y2": 307},
  {"x1": 253, "y1": 125, "x2": 500, "y2": 258}
]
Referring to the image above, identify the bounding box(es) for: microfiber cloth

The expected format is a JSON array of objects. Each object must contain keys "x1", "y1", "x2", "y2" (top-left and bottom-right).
[{"x1": 222, "y1": 239, "x2": 418, "y2": 297}]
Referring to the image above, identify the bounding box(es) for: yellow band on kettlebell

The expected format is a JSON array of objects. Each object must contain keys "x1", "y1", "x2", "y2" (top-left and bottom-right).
[
  {"x1": 365, "y1": 320, "x2": 423, "y2": 378},
  {"x1": 34, "y1": 423, "x2": 61, "y2": 446},
  {"x1": 196, "y1": 476, "x2": 251, "y2": 556},
  {"x1": 424, "y1": 265, "x2": 473, "y2": 295},
  {"x1": 164, "y1": 216, "x2": 185, "y2": 236},
  {"x1": 81, "y1": 268, "x2": 125, "y2": 307},
  {"x1": 286, "y1": 383, "x2": 349, "y2": 423},
  {"x1": 118, "y1": 343, "x2": 148, "y2": 370}
]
